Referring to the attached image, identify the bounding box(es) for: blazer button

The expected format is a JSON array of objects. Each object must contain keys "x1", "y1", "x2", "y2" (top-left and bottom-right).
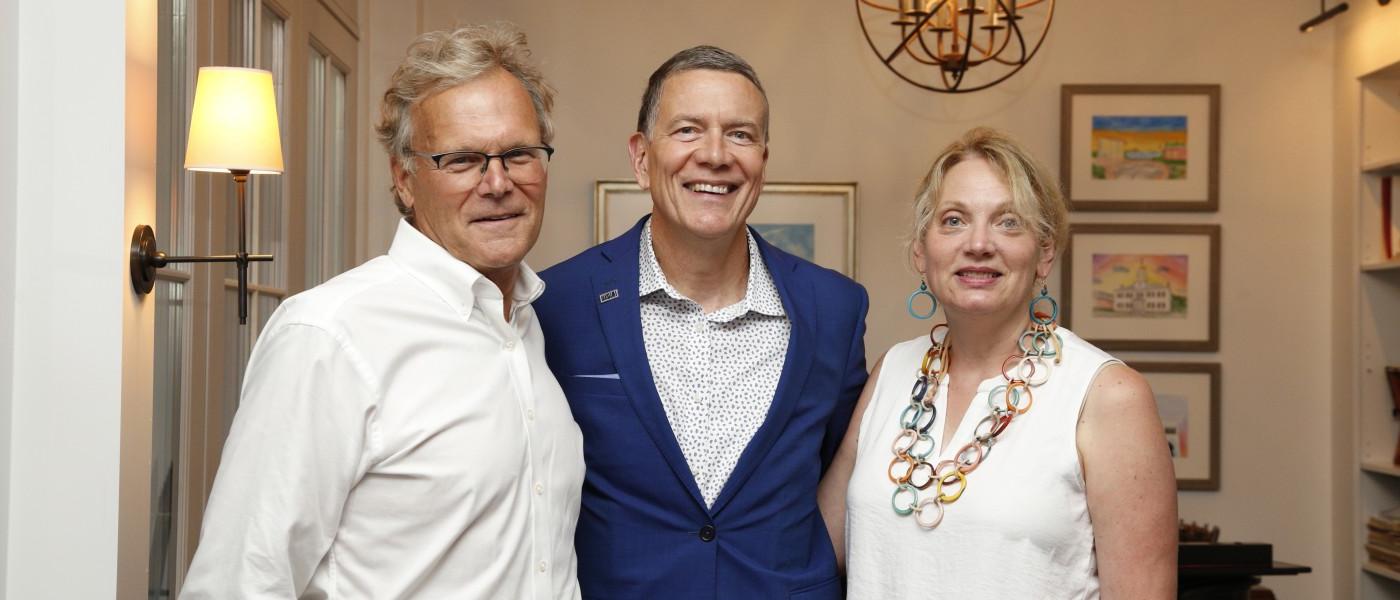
[{"x1": 699, "y1": 524, "x2": 717, "y2": 542}]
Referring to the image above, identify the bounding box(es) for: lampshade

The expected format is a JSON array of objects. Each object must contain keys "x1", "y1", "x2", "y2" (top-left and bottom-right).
[{"x1": 184, "y1": 67, "x2": 284, "y2": 174}]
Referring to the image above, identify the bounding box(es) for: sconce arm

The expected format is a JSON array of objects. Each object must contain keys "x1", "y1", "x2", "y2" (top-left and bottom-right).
[{"x1": 129, "y1": 223, "x2": 274, "y2": 326}]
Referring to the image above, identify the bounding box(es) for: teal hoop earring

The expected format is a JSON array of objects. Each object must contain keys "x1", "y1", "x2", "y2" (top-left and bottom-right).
[
  {"x1": 1028, "y1": 283, "x2": 1059, "y2": 325},
  {"x1": 907, "y1": 279, "x2": 938, "y2": 320}
]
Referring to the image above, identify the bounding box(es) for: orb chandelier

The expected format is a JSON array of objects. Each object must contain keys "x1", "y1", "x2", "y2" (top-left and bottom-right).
[{"x1": 855, "y1": 0, "x2": 1055, "y2": 93}]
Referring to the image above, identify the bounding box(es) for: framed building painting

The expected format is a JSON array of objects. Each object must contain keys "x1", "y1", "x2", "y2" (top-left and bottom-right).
[
  {"x1": 1131, "y1": 362, "x2": 1221, "y2": 491},
  {"x1": 1061, "y1": 224, "x2": 1220, "y2": 351},
  {"x1": 593, "y1": 180, "x2": 857, "y2": 276},
  {"x1": 1060, "y1": 84, "x2": 1221, "y2": 212}
]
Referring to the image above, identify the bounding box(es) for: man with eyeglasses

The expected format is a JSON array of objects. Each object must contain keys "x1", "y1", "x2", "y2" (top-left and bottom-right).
[
  {"x1": 535, "y1": 46, "x2": 868, "y2": 599},
  {"x1": 182, "y1": 24, "x2": 584, "y2": 599}
]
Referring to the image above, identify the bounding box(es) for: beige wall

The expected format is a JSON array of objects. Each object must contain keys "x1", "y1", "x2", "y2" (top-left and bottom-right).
[{"x1": 362, "y1": 1, "x2": 1338, "y2": 597}]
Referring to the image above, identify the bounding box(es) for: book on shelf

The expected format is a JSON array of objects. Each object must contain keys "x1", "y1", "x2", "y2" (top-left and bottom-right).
[
  {"x1": 1368, "y1": 542, "x2": 1400, "y2": 572},
  {"x1": 1368, "y1": 527, "x2": 1400, "y2": 546},
  {"x1": 1366, "y1": 506, "x2": 1400, "y2": 569}
]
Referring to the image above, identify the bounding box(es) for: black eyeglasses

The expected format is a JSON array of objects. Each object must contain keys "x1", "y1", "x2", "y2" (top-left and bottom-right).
[{"x1": 411, "y1": 145, "x2": 555, "y2": 184}]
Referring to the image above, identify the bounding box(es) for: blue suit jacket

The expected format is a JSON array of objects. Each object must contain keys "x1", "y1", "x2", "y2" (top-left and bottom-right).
[{"x1": 537, "y1": 217, "x2": 868, "y2": 600}]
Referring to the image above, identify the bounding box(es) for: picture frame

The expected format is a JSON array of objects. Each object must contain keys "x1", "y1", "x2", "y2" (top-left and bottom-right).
[
  {"x1": 1061, "y1": 224, "x2": 1221, "y2": 351},
  {"x1": 593, "y1": 180, "x2": 857, "y2": 276},
  {"x1": 1060, "y1": 84, "x2": 1221, "y2": 212},
  {"x1": 1132, "y1": 361, "x2": 1221, "y2": 491}
]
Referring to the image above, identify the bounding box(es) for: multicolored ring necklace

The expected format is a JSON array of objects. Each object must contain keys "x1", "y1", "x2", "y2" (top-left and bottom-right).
[{"x1": 887, "y1": 285, "x2": 1063, "y2": 529}]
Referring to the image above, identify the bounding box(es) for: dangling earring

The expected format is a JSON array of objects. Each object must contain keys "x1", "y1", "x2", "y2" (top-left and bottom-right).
[
  {"x1": 1028, "y1": 281, "x2": 1058, "y2": 325},
  {"x1": 907, "y1": 278, "x2": 938, "y2": 320},
  {"x1": 1026, "y1": 280, "x2": 1065, "y2": 362}
]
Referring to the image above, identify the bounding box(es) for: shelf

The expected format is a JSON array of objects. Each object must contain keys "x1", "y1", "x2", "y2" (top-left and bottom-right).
[
  {"x1": 1363, "y1": 157, "x2": 1400, "y2": 176},
  {"x1": 1363, "y1": 461, "x2": 1400, "y2": 477},
  {"x1": 1362, "y1": 258, "x2": 1400, "y2": 273},
  {"x1": 1364, "y1": 562, "x2": 1400, "y2": 584}
]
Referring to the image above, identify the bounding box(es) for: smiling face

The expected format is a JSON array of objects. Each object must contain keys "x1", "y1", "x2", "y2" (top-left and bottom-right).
[
  {"x1": 391, "y1": 68, "x2": 547, "y2": 289},
  {"x1": 913, "y1": 156, "x2": 1055, "y2": 322},
  {"x1": 628, "y1": 69, "x2": 768, "y2": 244}
]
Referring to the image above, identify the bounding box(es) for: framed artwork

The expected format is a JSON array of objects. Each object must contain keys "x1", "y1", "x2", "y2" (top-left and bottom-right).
[
  {"x1": 1132, "y1": 362, "x2": 1221, "y2": 491},
  {"x1": 593, "y1": 180, "x2": 857, "y2": 276},
  {"x1": 1061, "y1": 224, "x2": 1220, "y2": 351},
  {"x1": 1060, "y1": 84, "x2": 1221, "y2": 212}
]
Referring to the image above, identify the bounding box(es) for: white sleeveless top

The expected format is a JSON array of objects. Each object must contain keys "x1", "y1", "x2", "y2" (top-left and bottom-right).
[{"x1": 846, "y1": 328, "x2": 1118, "y2": 600}]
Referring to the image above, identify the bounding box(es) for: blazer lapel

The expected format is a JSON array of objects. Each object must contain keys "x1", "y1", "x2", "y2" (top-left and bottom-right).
[
  {"x1": 709, "y1": 231, "x2": 817, "y2": 515},
  {"x1": 592, "y1": 218, "x2": 708, "y2": 511}
]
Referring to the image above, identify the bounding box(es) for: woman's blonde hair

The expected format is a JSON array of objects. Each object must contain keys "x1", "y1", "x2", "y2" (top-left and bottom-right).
[{"x1": 907, "y1": 127, "x2": 1068, "y2": 266}]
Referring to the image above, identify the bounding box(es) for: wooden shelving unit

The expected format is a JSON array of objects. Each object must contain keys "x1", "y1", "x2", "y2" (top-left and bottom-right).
[
  {"x1": 1362, "y1": 461, "x2": 1400, "y2": 478},
  {"x1": 1364, "y1": 562, "x2": 1400, "y2": 584},
  {"x1": 1356, "y1": 62, "x2": 1400, "y2": 600},
  {"x1": 1361, "y1": 258, "x2": 1400, "y2": 273},
  {"x1": 1362, "y1": 157, "x2": 1400, "y2": 176}
]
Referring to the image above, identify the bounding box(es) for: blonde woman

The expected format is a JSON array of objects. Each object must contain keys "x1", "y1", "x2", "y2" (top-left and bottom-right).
[{"x1": 819, "y1": 128, "x2": 1177, "y2": 599}]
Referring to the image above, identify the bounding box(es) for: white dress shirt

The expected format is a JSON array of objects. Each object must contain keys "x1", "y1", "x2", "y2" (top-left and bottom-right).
[
  {"x1": 182, "y1": 219, "x2": 584, "y2": 600},
  {"x1": 639, "y1": 221, "x2": 791, "y2": 508}
]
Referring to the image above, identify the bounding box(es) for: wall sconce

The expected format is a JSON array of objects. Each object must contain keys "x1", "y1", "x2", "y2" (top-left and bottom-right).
[
  {"x1": 1299, "y1": 0, "x2": 1349, "y2": 31},
  {"x1": 130, "y1": 66, "x2": 283, "y2": 325}
]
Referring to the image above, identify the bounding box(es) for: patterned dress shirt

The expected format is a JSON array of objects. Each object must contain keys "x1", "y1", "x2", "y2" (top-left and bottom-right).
[{"x1": 639, "y1": 221, "x2": 791, "y2": 508}]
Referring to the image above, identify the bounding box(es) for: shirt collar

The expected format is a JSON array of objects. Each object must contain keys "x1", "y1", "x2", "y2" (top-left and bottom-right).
[
  {"x1": 638, "y1": 219, "x2": 786, "y2": 318},
  {"x1": 388, "y1": 219, "x2": 545, "y2": 317}
]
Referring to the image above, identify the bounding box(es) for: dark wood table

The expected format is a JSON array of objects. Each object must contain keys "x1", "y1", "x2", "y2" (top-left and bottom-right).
[{"x1": 1178, "y1": 561, "x2": 1312, "y2": 599}]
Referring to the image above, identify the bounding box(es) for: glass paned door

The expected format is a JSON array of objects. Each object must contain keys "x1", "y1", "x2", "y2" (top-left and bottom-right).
[{"x1": 306, "y1": 48, "x2": 349, "y2": 285}]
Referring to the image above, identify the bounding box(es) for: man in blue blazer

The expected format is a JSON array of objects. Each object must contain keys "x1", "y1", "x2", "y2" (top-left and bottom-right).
[{"x1": 536, "y1": 46, "x2": 868, "y2": 599}]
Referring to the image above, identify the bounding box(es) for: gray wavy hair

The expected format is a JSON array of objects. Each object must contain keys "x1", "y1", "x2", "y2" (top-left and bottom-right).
[{"x1": 375, "y1": 23, "x2": 556, "y2": 218}]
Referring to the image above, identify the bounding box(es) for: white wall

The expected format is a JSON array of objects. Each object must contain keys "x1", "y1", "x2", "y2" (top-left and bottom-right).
[
  {"x1": 4, "y1": 0, "x2": 153, "y2": 597},
  {"x1": 0, "y1": 0, "x2": 20, "y2": 589},
  {"x1": 365, "y1": 1, "x2": 1340, "y2": 597}
]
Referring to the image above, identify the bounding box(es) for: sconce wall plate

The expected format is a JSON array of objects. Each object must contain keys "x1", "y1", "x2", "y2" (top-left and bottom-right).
[{"x1": 130, "y1": 225, "x2": 160, "y2": 295}]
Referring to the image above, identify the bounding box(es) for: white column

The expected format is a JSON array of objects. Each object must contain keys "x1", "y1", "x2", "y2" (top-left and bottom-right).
[
  {"x1": 5, "y1": 0, "x2": 156, "y2": 598},
  {"x1": 0, "y1": 0, "x2": 20, "y2": 589}
]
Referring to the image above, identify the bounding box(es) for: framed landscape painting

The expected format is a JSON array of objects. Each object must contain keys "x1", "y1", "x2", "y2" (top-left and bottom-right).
[
  {"x1": 1060, "y1": 84, "x2": 1221, "y2": 212},
  {"x1": 593, "y1": 180, "x2": 856, "y2": 276},
  {"x1": 1132, "y1": 362, "x2": 1221, "y2": 491},
  {"x1": 1061, "y1": 224, "x2": 1221, "y2": 351}
]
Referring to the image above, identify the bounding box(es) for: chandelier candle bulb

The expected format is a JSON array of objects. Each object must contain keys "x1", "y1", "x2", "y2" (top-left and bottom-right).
[{"x1": 857, "y1": 0, "x2": 1053, "y2": 93}]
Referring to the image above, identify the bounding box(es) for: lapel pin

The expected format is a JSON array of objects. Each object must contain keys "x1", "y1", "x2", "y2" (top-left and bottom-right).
[{"x1": 598, "y1": 289, "x2": 619, "y2": 304}]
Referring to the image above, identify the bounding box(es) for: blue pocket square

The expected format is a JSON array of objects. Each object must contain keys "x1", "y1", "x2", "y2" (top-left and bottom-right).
[{"x1": 573, "y1": 373, "x2": 621, "y2": 380}]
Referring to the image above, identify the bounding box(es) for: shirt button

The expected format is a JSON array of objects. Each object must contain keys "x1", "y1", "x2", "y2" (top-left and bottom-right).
[
  {"x1": 526, "y1": 409, "x2": 536, "y2": 421},
  {"x1": 537, "y1": 560, "x2": 548, "y2": 573},
  {"x1": 503, "y1": 340, "x2": 516, "y2": 350},
  {"x1": 699, "y1": 524, "x2": 717, "y2": 542},
  {"x1": 693, "y1": 321, "x2": 706, "y2": 334},
  {"x1": 534, "y1": 482, "x2": 544, "y2": 495}
]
